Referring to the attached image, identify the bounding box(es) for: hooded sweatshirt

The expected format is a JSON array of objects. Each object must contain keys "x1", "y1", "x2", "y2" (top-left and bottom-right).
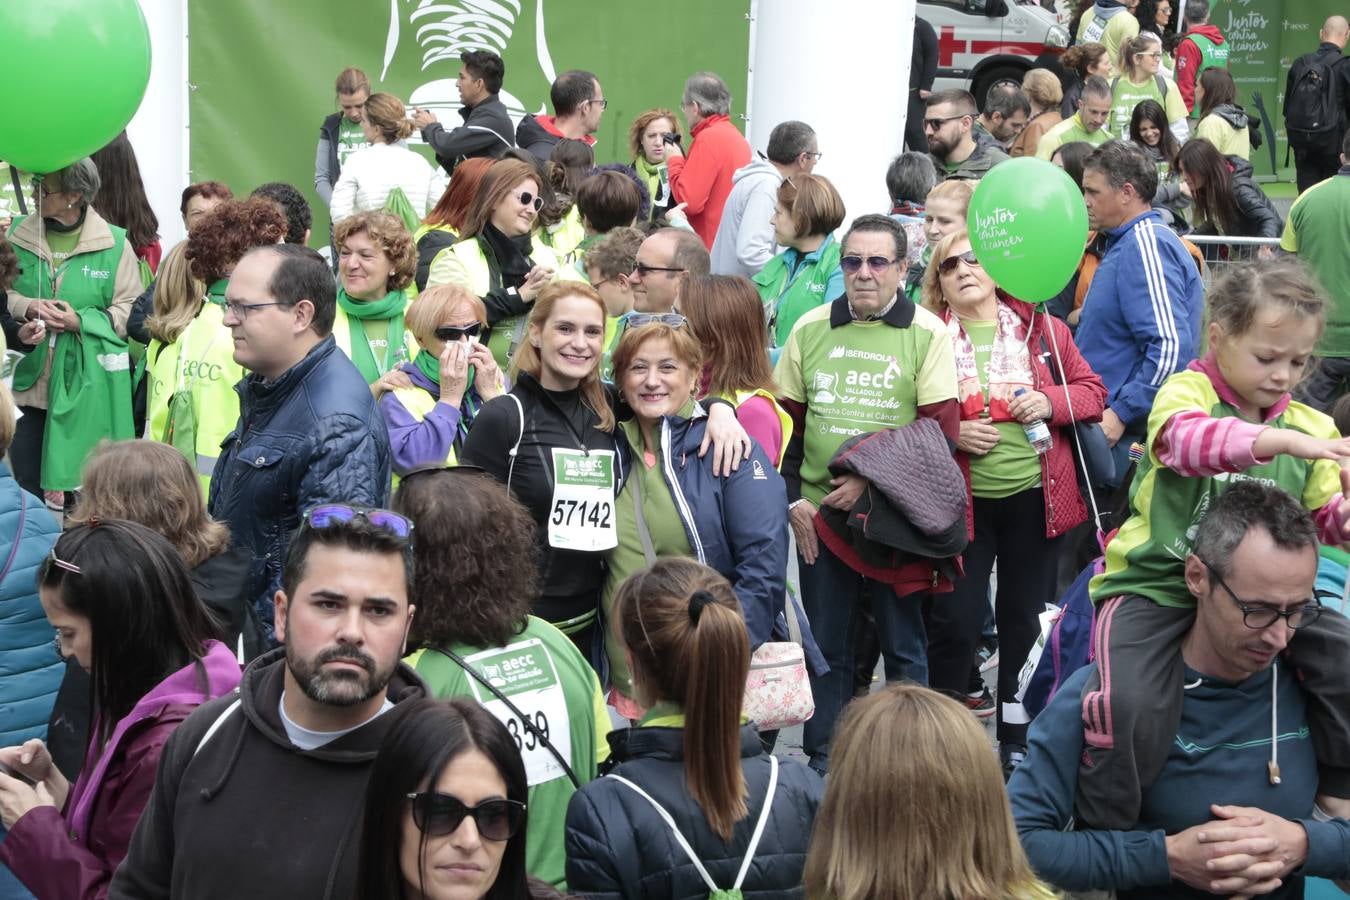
[
  {"x1": 1174, "y1": 24, "x2": 1227, "y2": 113},
  {"x1": 107, "y1": 648, "x2": 427, "y2": 900},
  {"x1": 1195, "y1": 102, "x2": 1251, "y2": 160},
  {"x1": 516, "y1": 114, "x2": 596, "y2": 168},
  {"x1": 709, "y1": 155, "x2": 782, "y2": 278},
  {"x1": 0, "y1": 641, "x2": 241, "y2": 900}
]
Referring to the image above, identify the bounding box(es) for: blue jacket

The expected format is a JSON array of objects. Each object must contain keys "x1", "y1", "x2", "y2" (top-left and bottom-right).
[
  {"x1": 1073, "y1": 210, "x2": 1203, "y2": 432},
  {"x1": 1010, "y1": 665, "x2": 1350, "y2": 898},
  {"x1": 614, "y1": 407, "x2": 826, "y2": 676},
  {"x1": 0, "y1": 462, "x2": 63, "y2": 746},
  {"x1": 208, "y1": 337, "x2": 392, "y2": 648}
]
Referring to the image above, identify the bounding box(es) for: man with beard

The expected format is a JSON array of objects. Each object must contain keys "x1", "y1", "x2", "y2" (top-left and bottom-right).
[
  {"x1": 924, "y1": 89, "x2": 1011, "y2": 183},
  {"x1": 109, "y1": 507, "x2": 426, "y2": 900}
]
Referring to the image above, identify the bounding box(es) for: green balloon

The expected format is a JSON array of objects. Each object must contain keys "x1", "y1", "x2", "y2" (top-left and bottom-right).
[
  {"x1": 0, "y1": 0, "x2": 151, "y2": 175},
  {"x1": 966, "y1": 158, "x2": 1089, "y2": 304}
]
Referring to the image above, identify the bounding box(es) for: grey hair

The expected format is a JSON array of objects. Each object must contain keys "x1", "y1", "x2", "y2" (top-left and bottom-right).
[
  {"x1": 885, "y1": 152, "x2": 938, "y2": 204},
  {"x1": 1083, "y1": 139, "x2": 1158, "y2": 200},
  {"x1": 766, "y1": 120, "x2": 817, "y2": 165},
  {"x1": 682, "y1": 72, "x2": 732, "y2": 117},
  {"x1": 1192, "y1": 481, "x2": 1317, "y2": 578},
  {"x1": 57, "y1": 158, "x2": 102, "y2": 205},
  {"x1": 1183, "y1": 0, "x2": 1209, "y2": 23},
  {"x1": 656, "y1": 227, "x2": 710, "y2": 277}
]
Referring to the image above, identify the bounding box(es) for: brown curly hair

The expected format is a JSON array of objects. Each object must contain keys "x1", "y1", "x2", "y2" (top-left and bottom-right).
[
  {"x1": 184, "y1": 197, "x2": 287, "y2": 283},
  {"x1": 391, "y1": 468, "x2": 538, "y2": 650},
  {"x1": 334, "y1": 210, "x2": 417, "y2": 293},
  {"x1": 0, "y1": 237, "x2": 19, "y2": 291}
]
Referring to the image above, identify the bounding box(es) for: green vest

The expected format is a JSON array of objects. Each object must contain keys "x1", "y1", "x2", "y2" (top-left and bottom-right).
[
  {"x1": 1185, "y1": 33, "x2": 1231, "y2": 117},
  {"x1": 753, "y1": 236, "x2": 842, "y2": 348},
  {"x1": 44, "y1": 307, "x2": 134, "y2": 491},
  {"x1": 409, "y1": 616, "x2": 607, "y2": 889}
]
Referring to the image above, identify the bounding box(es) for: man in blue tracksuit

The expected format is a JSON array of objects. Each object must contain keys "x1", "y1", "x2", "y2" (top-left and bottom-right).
[
  {"x1": 1073, "y1": 141, "x2": 1204, "y2": 485},
  {"x1": 1009, "y1": 483, "x2": 1350, "y2": 899}
]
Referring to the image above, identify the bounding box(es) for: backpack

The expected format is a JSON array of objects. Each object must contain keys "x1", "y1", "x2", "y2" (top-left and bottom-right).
[
  {"x1": 1285, "y1": 52, "x2": 1343, "y2": 134},
  {"x1": 1014, "y1": 559, "x2": 1102, "y2": 721}
]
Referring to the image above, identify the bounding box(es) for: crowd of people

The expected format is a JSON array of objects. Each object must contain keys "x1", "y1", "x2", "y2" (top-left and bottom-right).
[{"x1": 0, "y1": 14, "x2": 1349, "y2": 898}]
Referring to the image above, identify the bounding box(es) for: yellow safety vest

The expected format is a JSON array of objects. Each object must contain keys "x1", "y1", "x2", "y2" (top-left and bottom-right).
[
  {"x1": 331, "y1": 304, "x2": 418, "y2": 381},
  {"x1": 144, "y1": 302, "x2": 244, "y2": 493},
  {"x1": 726, "y1": 388, "x2": 793, "y2": 469},
  {"x1": 389, "y1": 385, "x2": 459, "y2": 469}
]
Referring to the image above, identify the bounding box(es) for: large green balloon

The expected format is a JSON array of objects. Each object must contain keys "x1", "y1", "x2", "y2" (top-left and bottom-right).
[
  {"x1": 0, "y1": 0, "x2": 151, "y2": 175},
  {"x1": 966, "y1": 158, "x2": 1089, "y2": 304}
]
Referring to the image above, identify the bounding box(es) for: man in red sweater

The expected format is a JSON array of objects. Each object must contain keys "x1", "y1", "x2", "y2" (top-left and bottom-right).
[
  {"x1": 665, "y1": 71, "x2": 752, "y2": 247},
  {"x1": 1173, "y1": 0, "x2": 1228, "y2": 116}
]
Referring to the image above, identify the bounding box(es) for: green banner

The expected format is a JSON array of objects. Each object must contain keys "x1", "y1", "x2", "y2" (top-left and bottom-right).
[{"x1": 188, "y1": 0, "x2": 750, "y2": 246}]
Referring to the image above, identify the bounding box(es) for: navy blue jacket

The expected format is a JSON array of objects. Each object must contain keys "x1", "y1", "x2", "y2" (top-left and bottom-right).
[
  {"x1": 208, "y1": 337, "x2": 391, "y2": 650},
  {"x1": 613, "y1": 406, "x2": 826, "y2": 676},
  {"x1": 0, "y1": 462, "x2": 63, "y2": 746}
]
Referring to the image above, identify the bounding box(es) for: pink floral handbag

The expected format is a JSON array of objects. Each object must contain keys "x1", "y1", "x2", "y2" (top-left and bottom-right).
[{"x1": 743, "y1": 586, "x2": 814, "y2": 730}]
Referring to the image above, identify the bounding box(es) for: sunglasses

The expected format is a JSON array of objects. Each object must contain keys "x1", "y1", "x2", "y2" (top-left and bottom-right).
[
  {"x1": 406, "y1": 792, "x2": 527, "y2": 841},
  {"x1": 633, "y1": 263, "x2": 686, "y2": 278},
  {"x1": 923, "y1": 114, "x2": 966, "y2": 131},
  {"x1": 303, "y1": 504, "x2": 413, "y2": 541},
  {"x1": 938, "y1": 250, "x2": 982, "y2": 274},
  {"x1": 626, "y1": 312, "x2": 688, "y2": 328},
  {"x1": 840, "y1": 255, "x2": 898, "y2": 275},
  {"x1": 517, "y1": 191, "x2": 544, "y2": 212},
  {"x1": 434, "y1": 322, "x2": 482, "y2": 342}
]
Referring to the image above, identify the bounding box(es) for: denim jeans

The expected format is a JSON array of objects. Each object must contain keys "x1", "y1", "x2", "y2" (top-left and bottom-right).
[{"x1": 798, "y1": 540, "x2": 928, "y2": 773}]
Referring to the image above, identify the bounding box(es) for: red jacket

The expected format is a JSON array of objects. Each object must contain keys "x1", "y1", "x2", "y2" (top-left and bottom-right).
[
  {"x1": 667, "y1": 113, "x2": 751, "y2": 247},
  {"x1": 1174, "y1": 24, "x2": 1226, "y2": 114},
  {"x1": 947, "y1": 297, "x2": 1107, "y2": 538}
]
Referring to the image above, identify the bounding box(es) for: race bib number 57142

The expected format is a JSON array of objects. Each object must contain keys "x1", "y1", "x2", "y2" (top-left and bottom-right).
[{"x1": 547, "y1": 448, "x2": 617, "y2": 551}]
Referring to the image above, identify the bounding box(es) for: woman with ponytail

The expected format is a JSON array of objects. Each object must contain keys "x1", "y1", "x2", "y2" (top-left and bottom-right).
[
  {"x1": 564, "y1": 559, "x2": 822, "y2": 899},
  {"x1": 330, "y1": 92, "x2": 448, "y2": 223}
]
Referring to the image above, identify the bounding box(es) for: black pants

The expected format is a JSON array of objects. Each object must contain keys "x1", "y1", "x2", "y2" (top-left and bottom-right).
[
  {"x1": 1291, "y1": 134, "x2": 1343, "y2": 193},
  {"x1": 1296, "y1": 356, "x2": 1350, "y2": 414},
  {"x1": 10, "y1": 406, "x2": 45, "y2": 497},
  {"x1": 905, "y1": 93, "x2": 929, "y2": 153},
  {"x1": 925, "y1": 487, "x2": 1063, "y2": 744}
]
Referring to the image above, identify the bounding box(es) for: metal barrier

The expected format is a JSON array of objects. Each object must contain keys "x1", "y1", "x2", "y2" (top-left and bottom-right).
[{"x1": 1183, "y1": 235, "x2": 1283, "y2": 289}]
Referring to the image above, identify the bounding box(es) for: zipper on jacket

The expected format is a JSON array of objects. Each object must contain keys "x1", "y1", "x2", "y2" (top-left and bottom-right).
[{"x1": 661, "y1": 418, "x2": 706, "y2": 564}]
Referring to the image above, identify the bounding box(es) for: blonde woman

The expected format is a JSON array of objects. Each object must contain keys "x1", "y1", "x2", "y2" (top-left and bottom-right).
[
  {"x1": 330, "y1": 92, "x2": 448, "y2": 222},
  {"x1": 804, "y1": 683, "x2": 1057, "y2": 900},
  {"x1": 1011, "y1": 69, "x2": 1064, "y2": 158}
]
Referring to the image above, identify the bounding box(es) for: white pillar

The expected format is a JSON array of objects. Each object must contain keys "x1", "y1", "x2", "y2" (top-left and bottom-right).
[
  {"x1": 746, "y1": 0, "x2": 916, "y2": 229},
  {"x1": 126, "y1": 0, "x2": 190, "y2": 251}
]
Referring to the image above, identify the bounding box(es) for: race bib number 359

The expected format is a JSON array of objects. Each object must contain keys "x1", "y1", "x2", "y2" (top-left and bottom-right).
[
  {"x1": 547, "y1": 448, "x2": 617, "y2": 551},
  {"x1": 464, "y1": 638, "x2": 573, "y2": 787}
]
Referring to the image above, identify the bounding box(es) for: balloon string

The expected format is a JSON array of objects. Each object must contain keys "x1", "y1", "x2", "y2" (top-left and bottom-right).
[{"x1": 1044, "y1": 311, "x2": 1105, "y2": 538}]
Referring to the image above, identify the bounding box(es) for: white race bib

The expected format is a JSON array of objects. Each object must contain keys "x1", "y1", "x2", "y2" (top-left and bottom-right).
[
  {"x1": 464, "y1": 638, "x2": 573, "y2": 787},
  {"x1": 547, "y1": 448, "x2": 617, "y2": 551}
]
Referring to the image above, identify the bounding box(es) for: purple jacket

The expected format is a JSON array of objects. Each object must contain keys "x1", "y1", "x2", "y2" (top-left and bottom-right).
[
  {"x1": 377, "y1": 361, "x2": 494, "y2": 475},
  {"x1": 0, "y1": 641, "x2": 241, "y2": 900}
]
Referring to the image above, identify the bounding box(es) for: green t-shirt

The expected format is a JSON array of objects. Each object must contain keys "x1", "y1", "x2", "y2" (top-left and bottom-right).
[
  {"x1": 603, "y1": 414, "x2": 696, "y2": 697},
  {"x1": 1035, "y1": 114, "x2": 1114, "y2": 161},
  {"x1": 360, "y1": 317, "x2": 390, "y2": 365},
  {"x1": 1090, "y1": 368, "x2": 1341, "y2": 607},
  {"x1": 408, "y1": 616, "x2": 609, "y2": 889},
  {"x1": 1109, "y1": 75, "x2": 1187, "y2": 138},
  {"x1": 963, "y1": 321, "x2": 1042, "y2": 499},
  {"x1": 774, "y1": 299, "x2": 958, "y2": 506},
  {"x1": 337, "y1": 117, "x2": 370, "y2": 167},
  {"x1": 1281, "y1": 174, "x2": 1350, "y2": 357},
  {"x1": 45, "y1": 227, "x2": 81, "y2": 265}
]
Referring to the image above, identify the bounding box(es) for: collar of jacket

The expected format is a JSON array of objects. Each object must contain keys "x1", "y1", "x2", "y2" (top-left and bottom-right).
[
  {"x1": 10, "y1": 206, "x2": 116, "y2": 261},
  {"x1": 1104, "y1": 207, "x2": 1162, "y2": 243},
  {"x1": 1189, "y1": 351, "x2": 1292, "y2": 422},
  {"x1": 690, "y1": 113, "x2": 732, "y2": 138},
  {"x1": 239, "y1": 334, "x2": 337, "y2": 407},
  {"x1": 829, "y1": 291, "x2": 917, "y2": 329},
  {"x1": 606, "y1": 719, "x2": 765, "y2": 763}
]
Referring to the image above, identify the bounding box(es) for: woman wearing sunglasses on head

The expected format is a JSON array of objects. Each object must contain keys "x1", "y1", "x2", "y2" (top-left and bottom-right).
[
  {"x1": 0, "y1": 520, "x2": 239, "y2": 900},
  {"x1": 426, "y1": 158, "x2": 586, "y2": 372},
  {"x1": 356, "y1": 697, "x2": 531, "y2": 900},
  {"x1": 919, "y1": 230, "x2": 1105, "y2": 778},
  {"x1": 375, "y1": 285, "x2": 505, "y2": 477}
]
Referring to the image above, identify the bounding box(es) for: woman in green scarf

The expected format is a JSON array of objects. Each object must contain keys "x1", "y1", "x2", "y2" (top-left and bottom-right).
[
  {"x1": 626, "y1": 108, "x2": 681, "y2": 223},
  {"x1": 374, "y1": 283, "x2": 504, "y2": 476},
  {"x1": 334, "y1": 210, "x2": 419, "y2": 384}
]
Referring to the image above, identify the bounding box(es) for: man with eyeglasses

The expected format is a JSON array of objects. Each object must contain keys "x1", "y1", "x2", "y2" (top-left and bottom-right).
[
  {"x1": 710, "y1": 119, "x2": 820, "y2": 278},
  {"x1": 774, "y1": 214, "x2": 960, "y2": 776},
  {"x1": 1011, "y1": 482, "x2": 1350, "y2": 898},
  {"x1": 208, "y1": 244, "x2": 392, "y2": 659},
  {"x1": 110, "y1": 507, "x2": 427, "y2": 900},
  {"x1": 924, "y1": 89, "x2": 1011, "y2": 183},
  {"x1": 666, "y1": 71, "x2": 753, "y2": 247},
  {"x1": 517, "y1": 69, "x2": 604, "y2": 167}
]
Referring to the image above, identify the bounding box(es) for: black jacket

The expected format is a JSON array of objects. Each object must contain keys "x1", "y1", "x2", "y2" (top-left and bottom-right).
[
  {"x1": 318, "y1": 112, "x2": 344, "y2": 202},
  {"x1": 911, "y1": 18, "x2": 938, "y2": 93},
  {"x1": 1227, "y1": 156, "x2": 1282, "y2": 238},
  {"x1": 565, "y1": 724, "x2": 822, "y2": 899},
  {"x1": 109, "y1": 648, "x2": 427, "y2": 900},
  {"x1": 461, "y1": 372, "x2": 616, "y2": 623},
  {"x1": 421, "y1": 94, "x2": 516, "y2": 175},
  {"x1": 516, "y1": 115, "x2": 562, "y2": 167}
]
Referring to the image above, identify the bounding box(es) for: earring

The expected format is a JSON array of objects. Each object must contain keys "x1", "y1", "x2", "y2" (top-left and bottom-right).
[{"x1": 66, "y1": 201, "x2": 74, "y2": 209}]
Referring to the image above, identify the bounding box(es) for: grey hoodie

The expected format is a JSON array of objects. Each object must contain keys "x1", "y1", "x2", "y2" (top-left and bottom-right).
[{"x1": 709, "y1": 154, "x2": 782, "y2": 278}]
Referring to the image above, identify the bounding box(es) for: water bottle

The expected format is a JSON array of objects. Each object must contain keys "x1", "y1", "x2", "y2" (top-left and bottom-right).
[{"x1": 1014, "y1": 388, "x2": 1053, "y2": 455}]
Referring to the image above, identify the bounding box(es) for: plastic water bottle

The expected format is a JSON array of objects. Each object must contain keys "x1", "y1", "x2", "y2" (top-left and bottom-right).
[{"x1": 1014, "y1": 388, "x2": 1053, "y2": 455}]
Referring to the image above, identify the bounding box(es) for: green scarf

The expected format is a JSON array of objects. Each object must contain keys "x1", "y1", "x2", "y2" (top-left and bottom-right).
[
  {"x1": 206, "y1": 277, "x2": 228, "y2": 306},
  {"x1": 633, "y1": 155, "x2": 665, "y2": 219},
  {"x1": 413, "y1": 348, "x2": 479, "y2": 440},
  {"x1": 338, "y1": 287, "x2": 407, "y2": 383}
]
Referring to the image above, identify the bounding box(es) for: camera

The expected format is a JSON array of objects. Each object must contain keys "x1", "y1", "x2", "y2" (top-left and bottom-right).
[{"x1": 661, "y1": 132, "x2": 681, "y2": 146}]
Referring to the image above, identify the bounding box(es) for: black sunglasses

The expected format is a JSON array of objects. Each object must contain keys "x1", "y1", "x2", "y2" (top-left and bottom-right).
[
  {"x1": 938, "y1": 249, "x2": 982, "y2": 275},
  {"x1": 434, "y1": 322, "x2": 482, "y2": 342},
  {"x1": 406, "y1": 792, "x2": 527, "y2": 841},
  {"x1": 840, "y1": 255, "x2": 898, "y2": 275},
  {"x1": 302, "y1": 504, "x2": 413, "y2": 541},
  {"x1": 517, "y1": 191, "x2": 544, "y2": 212}
]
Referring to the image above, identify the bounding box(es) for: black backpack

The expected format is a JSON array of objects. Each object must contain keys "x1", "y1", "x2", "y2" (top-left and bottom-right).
[{"x1": 1285, "y1": 51, "x2": 1343, "y2": 134}]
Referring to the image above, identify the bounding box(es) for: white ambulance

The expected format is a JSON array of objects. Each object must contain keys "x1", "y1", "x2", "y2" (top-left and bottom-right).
[{"x1": 920, "y1": 0, "x2": 1071, "y2": 107}]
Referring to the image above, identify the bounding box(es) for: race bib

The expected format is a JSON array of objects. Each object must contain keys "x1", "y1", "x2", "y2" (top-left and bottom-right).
[
  {"x1": 464, "y1": 639, "x2": 573, "y2": 786},
  {"x1": 547, "y1": 448, "x2": 617, "y2": 551},
  {"x1": 1081, "y1": 16, "x2": 1106, "y2": 43}
]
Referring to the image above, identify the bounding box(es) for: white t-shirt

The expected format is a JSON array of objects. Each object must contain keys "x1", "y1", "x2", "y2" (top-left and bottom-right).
[{"x1": 278, "y1": 691, "x2": 395, "y2": 751}]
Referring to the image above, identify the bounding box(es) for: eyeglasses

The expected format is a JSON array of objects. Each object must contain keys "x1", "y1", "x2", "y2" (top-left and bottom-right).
[
  {"x1": 224, "y1": 300, "x2": 283, "y2": 320},
  {"x1": 626, "y1": 312, "x2": 688, "y2": 328},
  {"x1": 633, "y1": 263, "x2": 686, "y2": 278},
  {"x1": 801, "y1": 151, "x2": 824, "y2": 161},
  {"x1": 586, "y1": 98, "x2": 609, "y2": 110},
  {"x1": 516, "y1": 191, "x2": 544, "y2": 212},
  {"x1": 840, "y1": 255, "x2": 898, "y2": 275},
  {"x1": 302, "y1": 504, "x2": 414, "y2": 541},
  {"x1": 1138, "y1": 51, "x2": 1163, "y2": 59},
  {"x1": 434, "y1": 322, "x2": 483, "y2": 342},
  {"x1": 1200, "y1": 559, "x2": 1325, "y2": 630},
  {"x1": 923, "y1": 114, "x2": 966, "y2": 131},
  {"x1": 406, "y1": 792, "x2": 527, "y2": 841},
  {"x1": 47, "y1": 548, "x2": 82, "y2": 575},
  {"x1": 938, "y1": 249, "x2": 982, "y2": 275}
]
